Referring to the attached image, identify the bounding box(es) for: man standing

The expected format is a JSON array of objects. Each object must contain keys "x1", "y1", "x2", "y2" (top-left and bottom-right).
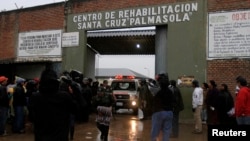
[
  {"x1": 139, "y1": 79, "x2": 153, "y2": 120},
  {"x1": 169, "y1": 80, "x2": 184, "y2": 138},
  {"x1": 151, "y1": 73, "x2": 174, "y2": 141},
  {"x1": 235, "y1": 76, "x2": 250, "y2": 125},
  {"x1": 0, "y1": 76, "x2": 9, "y2": 136},
  {"x1": 192, "y1": 80, "x2": 203, "y2": 134}
]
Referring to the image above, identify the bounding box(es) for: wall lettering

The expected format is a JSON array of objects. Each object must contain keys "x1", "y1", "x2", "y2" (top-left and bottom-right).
[{"x1": 71, "y1": 2, "x2": 199, "y2": 30}]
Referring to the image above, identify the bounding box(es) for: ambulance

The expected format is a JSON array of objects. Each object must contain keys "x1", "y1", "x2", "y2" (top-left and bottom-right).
[{"x1": 111, "y1": 75, "x2": 140, "y2": 115}]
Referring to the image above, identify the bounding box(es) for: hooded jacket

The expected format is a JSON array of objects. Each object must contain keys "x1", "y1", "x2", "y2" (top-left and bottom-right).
[{"x1": 29, "y1": 69, "x2": 76, "y2": 141}]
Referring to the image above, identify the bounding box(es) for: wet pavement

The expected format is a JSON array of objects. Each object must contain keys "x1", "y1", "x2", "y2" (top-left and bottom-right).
[{"x1": 1, "y1": 112, "x2": 207, "y2": 141}]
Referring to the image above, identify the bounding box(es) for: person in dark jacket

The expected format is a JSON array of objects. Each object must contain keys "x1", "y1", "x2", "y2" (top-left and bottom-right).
[
  {"x1": 26, "y1": 79, "x2": 39, "y2": 123},
  {"x1": 151, "y1": 73, "x2": 174, "y2": 141},
  {"x1": 169, "y1": 80, "x2": 184, "y2": 138},
  {"x1": 205, "y1": 80, "x2": 219, "y2": 125},
  {"x1": 29, "y1": 68, "x2": 76, "y2": 141},
  {"x1": 217, "y1": 84, "x2": 236, "y2": 125},
  {"x1": 81, "y1": 78, "x2": 93, "y2": 122},
  {"x1": 59, "y1": 73, "x2": 87, "y2": 140},
  {"x1": 12, "y1": 77, "x2": 26, "y2": 133},
  {"x1": 139, "y1": 79, "x2": 153, "y2": 120},
  {"x1": 0, "y1": 76, "x2": 10, "y2": 136}
]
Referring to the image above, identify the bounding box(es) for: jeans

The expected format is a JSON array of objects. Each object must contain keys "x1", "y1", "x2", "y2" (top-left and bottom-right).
[
  {"x1": 172, "y1": 112, "x2": 179, "y2": 136},
  {"x1": 0, "y1": 107, "x2": 9, "y2": 135},
  {"x1": 201, "y1": 108, "x2": 207, "y2": 121},
  {"x1": 69, "y1": 114, "x2": 75, "y2": 139},
  {"x1": 236, "y1": 116, "x2": 250, "y2": 125},
  {"x1": 13, "y1": 106, "x2": 25, "y2": 132},
  {"x1": 151, "y1": 110, "x2": 173, "y2": 141}
]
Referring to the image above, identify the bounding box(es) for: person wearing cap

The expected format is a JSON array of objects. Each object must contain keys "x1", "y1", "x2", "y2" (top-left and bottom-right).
[
  {"x1": 191, "y1": 80, "x2": 203, "y2": 134},
  {"x1": 12, "y1": 76, "x2": 26, "y2": 133},
  {"x1": 0, "y1": 76, "x2": 10, "y2": 136},
  {"x1": 92, "y1": 87, "x2": 115, "y2": 141}
]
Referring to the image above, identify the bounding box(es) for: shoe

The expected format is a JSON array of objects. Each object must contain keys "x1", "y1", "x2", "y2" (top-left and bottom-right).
[
  {"x1": 192, "y1": 130, "x2": 202, "y2": 134},
  {"x1": 19, "y1": 130, "x2": 25, "y2": 134},
  {"x1": 139, "y1": 118, "x2": 145, "y2": 121},
  {"x1": 0, "y1": 133, "x2": 10, "y2": 137}
]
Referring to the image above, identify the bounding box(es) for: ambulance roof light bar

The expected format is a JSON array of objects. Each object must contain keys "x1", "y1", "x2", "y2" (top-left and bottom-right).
[{"x1": 115, "y1": 75, "x2": 135, "y2": 79}]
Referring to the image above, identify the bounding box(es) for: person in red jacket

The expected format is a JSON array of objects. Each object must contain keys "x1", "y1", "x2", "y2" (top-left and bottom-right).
[{"x1": 235, "y1": 76, "x2": 250, "y2": 125}]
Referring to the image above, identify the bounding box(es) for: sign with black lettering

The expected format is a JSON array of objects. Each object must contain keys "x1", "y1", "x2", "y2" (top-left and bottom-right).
[
  {"x1": 62, "y1": 32, "x2": 79, "y2": 47},
  {"x1": 208, "y1": 10, "x2": 250, "y2": 58},
  {"x1": 18, "y1": 30, "x2": 62, "y2": 57}
]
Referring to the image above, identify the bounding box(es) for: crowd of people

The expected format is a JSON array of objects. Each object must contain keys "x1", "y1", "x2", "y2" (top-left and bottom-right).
[
  {"x1": 1, "y1": 68, "x2": 250, "y2": 141},
  {"x1": 138, "y1": 73, "x2": 250, "y2": 141},
  {"x1": 191, "y1": 76, "x2": 250, "y2": 135},
  {"x1": 0, "y1": 68, "x2": 114, "y2": 141}
]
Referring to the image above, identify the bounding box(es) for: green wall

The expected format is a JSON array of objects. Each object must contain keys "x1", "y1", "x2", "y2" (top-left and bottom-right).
[
  {"x1": 64, "y1": 0, "x2": 207, "y2": 120},
  {"x1": 167, "y1": 1, "x2": 207, "y2": 119}
]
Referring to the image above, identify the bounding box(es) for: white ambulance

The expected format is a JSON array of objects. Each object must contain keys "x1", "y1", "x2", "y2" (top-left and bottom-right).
[{"x1": 111, "y1": 75, "x2": 140, "y2": 115}]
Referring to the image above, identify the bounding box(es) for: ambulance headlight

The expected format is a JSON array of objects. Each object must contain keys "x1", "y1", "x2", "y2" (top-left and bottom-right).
[{"x1": 131, "y1": 101, "x2": 137, "y2": 106}]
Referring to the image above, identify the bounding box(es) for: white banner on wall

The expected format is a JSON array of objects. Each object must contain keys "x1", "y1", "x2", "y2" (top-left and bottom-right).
[
  {"x1": 18, "y1": 30, "x2": 62, "y2": 57},
  {"x1": 208, "y1": 10, "x2": 250, "y2": 58},
  {"x1": 62, "y1": 32, "x2": 79, "y2": 47}
]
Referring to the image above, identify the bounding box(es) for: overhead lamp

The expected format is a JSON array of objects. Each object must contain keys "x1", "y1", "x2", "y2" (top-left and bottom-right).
[{"x1": 136, "y1": 44, "x2": 140, "y2": 48}]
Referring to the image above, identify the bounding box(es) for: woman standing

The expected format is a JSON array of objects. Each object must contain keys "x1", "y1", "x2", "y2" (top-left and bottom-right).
[
  {"x1": 205, "y1": 80, "x2": 219, "y2": 125},
  {"x1": 92, "y1": 87, "x2": 115, "y2": 141}
]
